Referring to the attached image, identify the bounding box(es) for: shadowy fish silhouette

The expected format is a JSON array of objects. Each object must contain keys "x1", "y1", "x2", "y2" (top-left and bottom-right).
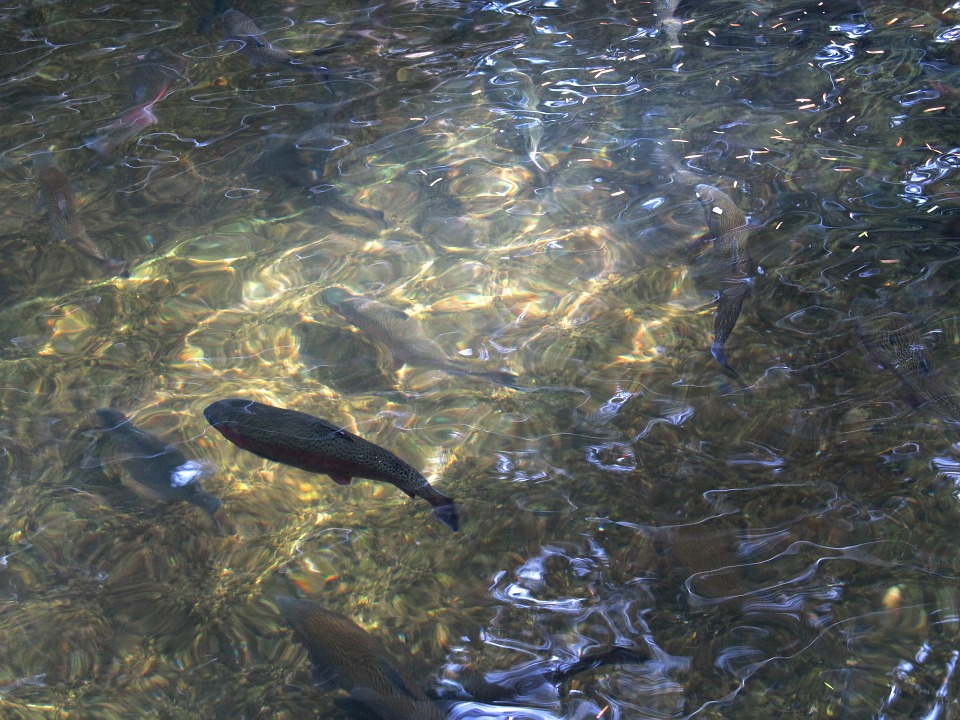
[
  {"x1": 203, "y1": 398, "x2": 459, "y2": 531},
  {"x1": 32, "y1": 152, "x2": 129, "y2": 277},
  {"x1": 850, "y1": 297, "x2": 960, "y2": 426},
  {"x1": 85, "y1": 47, "x2": 189, "y2": 155},
  {"x1": 221, "y1": 9, "x2": 329, "y2": 78},
  {"x1": 695, "y1": 183, "x2": 755, "y2": 377},
  {"x1": 321, "y1": 287, "x2": 517, "y2": 388},
  {"x1": 277, "y1": 595, "x2": 650, "y2": 719},
  {"x1": 277, "y1": 596, "x2": 447, "y2": 720},
  {"x1": 95, "y1": 408, "x2": 222, "y2": 531}
]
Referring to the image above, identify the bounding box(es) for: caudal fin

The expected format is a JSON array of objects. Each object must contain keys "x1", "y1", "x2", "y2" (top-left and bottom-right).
[{"x1": 432, "y1": 499, "x2": 459, "y2": 532}]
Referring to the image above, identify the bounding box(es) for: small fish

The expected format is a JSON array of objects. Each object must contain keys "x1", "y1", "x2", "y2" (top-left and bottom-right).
[
  {"x1": 277, "y1": 596, "x2": 447, "y2": 720},
  {"x1": 86, "y1": 48, "x2": 188, "y2": 155},
  {"x1": 695, "y1": 183, "x2": 755, "y2": 377},
  {"x1": 95, "y1": 408, "x2": 222, "y2": 531},
  {"x1": 850, "y1": 298, "x2": 960, "y2": 426},
  {"x1": 33, "y1": 152, "x2": 129, "y2": 277},
  {"x1": 221, "y1": 9, "x2": 329, "y2": 78},
  {"x1": 203, "y1": 399, "x2": 459, "y2": 531},
  {"x1": 484, "y1": 61, "x2": 545, "y2": 172},
  {"x1": 321, "y1": 287, "x2": 517, "y2": 388}
]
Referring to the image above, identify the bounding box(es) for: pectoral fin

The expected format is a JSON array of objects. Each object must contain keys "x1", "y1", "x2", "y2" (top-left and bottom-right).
[
  {"x1": 330, "y1": 475, "x2": 352, "y2": 486},
  {"x1": 311, "y1": 663, "x2": 338, "y2": 690},
  {"x1": 378, "y1": 658, "x2": 418, "y2": 699}
]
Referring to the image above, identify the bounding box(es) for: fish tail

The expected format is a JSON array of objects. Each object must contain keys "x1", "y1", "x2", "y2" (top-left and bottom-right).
[
  {"x1": 430, "y1": 496, "x2": 460, "y2": 532},
  {"x1": 711, "y1": 340, "x2": 740, "y2": 379},
  {"x1": 103, "y1": 257, "x2": 131, "y2": 278}
]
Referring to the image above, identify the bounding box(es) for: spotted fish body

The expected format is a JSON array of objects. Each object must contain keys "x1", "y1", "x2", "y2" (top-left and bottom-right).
[
  {"x1": 203, "y1": 399, "x2": 459, "y2": 531},
  {"x1": 33, "y1": 152, "x2": 129, "y2": 277},
  {"x1": 695, "y1": 183, "x2": 754, "y2": 377},
  {"x1": 321, "y1": 287, "x2": 517, "y2": 388},
  {"x1": 850, "y1": 298, "x2": 960, "y2": 426},
  {"x1": 221, "y1": 10, "x2": 328, "y2": 78},
  {"x1": 277, "y1": 596, "x2": 447, "y2": 720},
  {"x1": 95, "y1": 408, "x2": 221, "y2": 530}
]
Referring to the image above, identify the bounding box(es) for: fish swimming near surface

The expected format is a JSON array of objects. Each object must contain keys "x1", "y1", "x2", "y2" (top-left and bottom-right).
[
  {"x1": 482, "y1": 59, "x2": 546, "y2": 173},
  {"x1": 221, "y1": 9, "x2": 329, "y2": 78},
  {"x1": 277, "y1": 595, "x2": 650, "y2": 718},
  {"x1": 850, "y1": 297, "x2": 960, "y2": 426},
  {"x1": 32, "y1": 152, "x2": 129, "y2": 277},
  {"x1": 95, "y1": 408, "x2": 222, "y2": 531},
  {"x1": 85, "y1": 47, "x2": 189, "y2": 155},
  {"x1": 321, "y1": 287, "x2": 517, "y2": 388},
  {"x1": 277, "y1": 596, "x2": 447, "y2": 720},
  {"x1": 203, "y1": 398, "x2": 459, "y2": 531},
  {"x1": 694, "y1": 183, "x2": 755, "y2": 377}
]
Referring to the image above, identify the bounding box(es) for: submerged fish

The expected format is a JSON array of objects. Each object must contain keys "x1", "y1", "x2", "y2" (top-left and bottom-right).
[
  {"x1": 32, "y1": 152, "x2": 129, "y2": 277},
  {"x1": 95, "y1": 408, "x2": 222, "y2": 531},
  {"x1": 483, "y1": 60, "x2": 545, "y2": 172},
  {"x1": 221, "y1": 9, "x2": 329, "y2": 78},
  {"x1": 278, "y1": 595, "x2": 650, "y2": 719},
  {"x1": 321, "y1": 287, "x2": 517, "y2": 388},
  {"x1": 277, "y1": 596, "x2": 447, "y2": 720},
  {"x1": 203, "y1": 398, "x2": 459, "y2": 531},
  {"x1": 694, "y1": 183, "x2": 755, "y2": 377},
  {"x1": 850, "y1": 298, "x2": 960, "y2": 426},
  {"x1": 86, "y1": 47, "x2": 188, "y2": 155}
]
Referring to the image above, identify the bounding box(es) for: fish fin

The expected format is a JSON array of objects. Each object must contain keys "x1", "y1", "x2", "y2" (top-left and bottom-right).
[
  {"x1": 711, "y1": 341, "x2": 740, "y2": 379},
  {"x1": 432, "y1": 500, "x2": 460, "y2": 532},
  {"x1": 311, "y1": 663, "x2": 338, "y2": 690},
  {"x1": 377, "y1": 658, "x2": 418, "y2": 699},
  {"x1": 330, "y1": 475, "x2": 352, "y2": 486},
  {"x1": 332, "y1": 697, "x2": 381, "y2": 720}
]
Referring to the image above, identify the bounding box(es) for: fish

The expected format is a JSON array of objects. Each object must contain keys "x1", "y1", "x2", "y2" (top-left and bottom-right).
[
  {"x1": 277, "y1": 596, "x2": 447, "y2": 720},
  {"x1": 85, "y1": 47, "x2": 188, "y2": 155},
  {"x1": 95, "y1": 408, "x2": 222, "y2": 531},
  {"x1": 694, "y1": 183, "x2": 755, "y2": 377},
  {"x1": 321, "y1": 287, "x2": 517, "y2": 388},
  {"x1": 483, "y1": 60, "x2": 545, "y2": 172},
  {"x1": 850, "y1": 297, "x2": 960, "y2": 426},
  {"x1": 221, "y1": 9, "x2": 329, "y2": 78},
  {"x1": 203, "y1": 398, "x2": 459, "y2": 531},
  {"x1": 32, "y1": 152, "x2": 129, "y2": 277}
]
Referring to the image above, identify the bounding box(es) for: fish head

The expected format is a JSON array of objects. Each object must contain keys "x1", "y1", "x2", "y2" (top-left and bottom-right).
[
  {"x1": 320, "y1": 286, "x2": 357, "y2": 309},
  {"x1": 203, "y1": 398, "x2": 260, "y2": 434},
  {"x1": 96, "y1": 407, "x2": 130, "y2": 429}
]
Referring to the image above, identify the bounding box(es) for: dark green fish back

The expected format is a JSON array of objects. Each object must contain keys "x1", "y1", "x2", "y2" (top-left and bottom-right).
[
  {"x1": 203, "y1": 399, "x2": 459, "y2": 530},
  {"x1": 277, "y1": 596, "x2": 446, "y2": 720}
]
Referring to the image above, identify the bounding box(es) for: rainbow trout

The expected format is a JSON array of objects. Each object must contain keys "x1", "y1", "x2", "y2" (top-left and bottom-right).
[
  {"x1": 277, "y1": 596, "x2": 447, "y2": 720},
  {"x1": 850, "y1": 298, "x2": 960, "y2": 426},
  {"x1": 321, "y1": 287, "x2": 517, "y2": 388},
  {"x1": 695, "y1": 184, "x2": 755, "y2": 377},
  {"x1": 86, "y1": 47, "x2": 188, "y2": 155},
  {"x1": 95, "y1": 408, "x2": 222, "y2": 531},
  {"x1": 203, "y1": 399, "x2": 459, "y2": 531},
  {"x1": 221, "y1": 10, "x2": 328, "y2": 78},
  {"x1": 33, "y1": 152, "x2": 129, "y2": 277}
]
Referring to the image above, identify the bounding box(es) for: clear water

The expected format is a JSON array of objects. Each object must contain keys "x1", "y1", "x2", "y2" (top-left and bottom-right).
[{"x1": 2, "y1": 0, "x2": 960, "y2": 717}]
